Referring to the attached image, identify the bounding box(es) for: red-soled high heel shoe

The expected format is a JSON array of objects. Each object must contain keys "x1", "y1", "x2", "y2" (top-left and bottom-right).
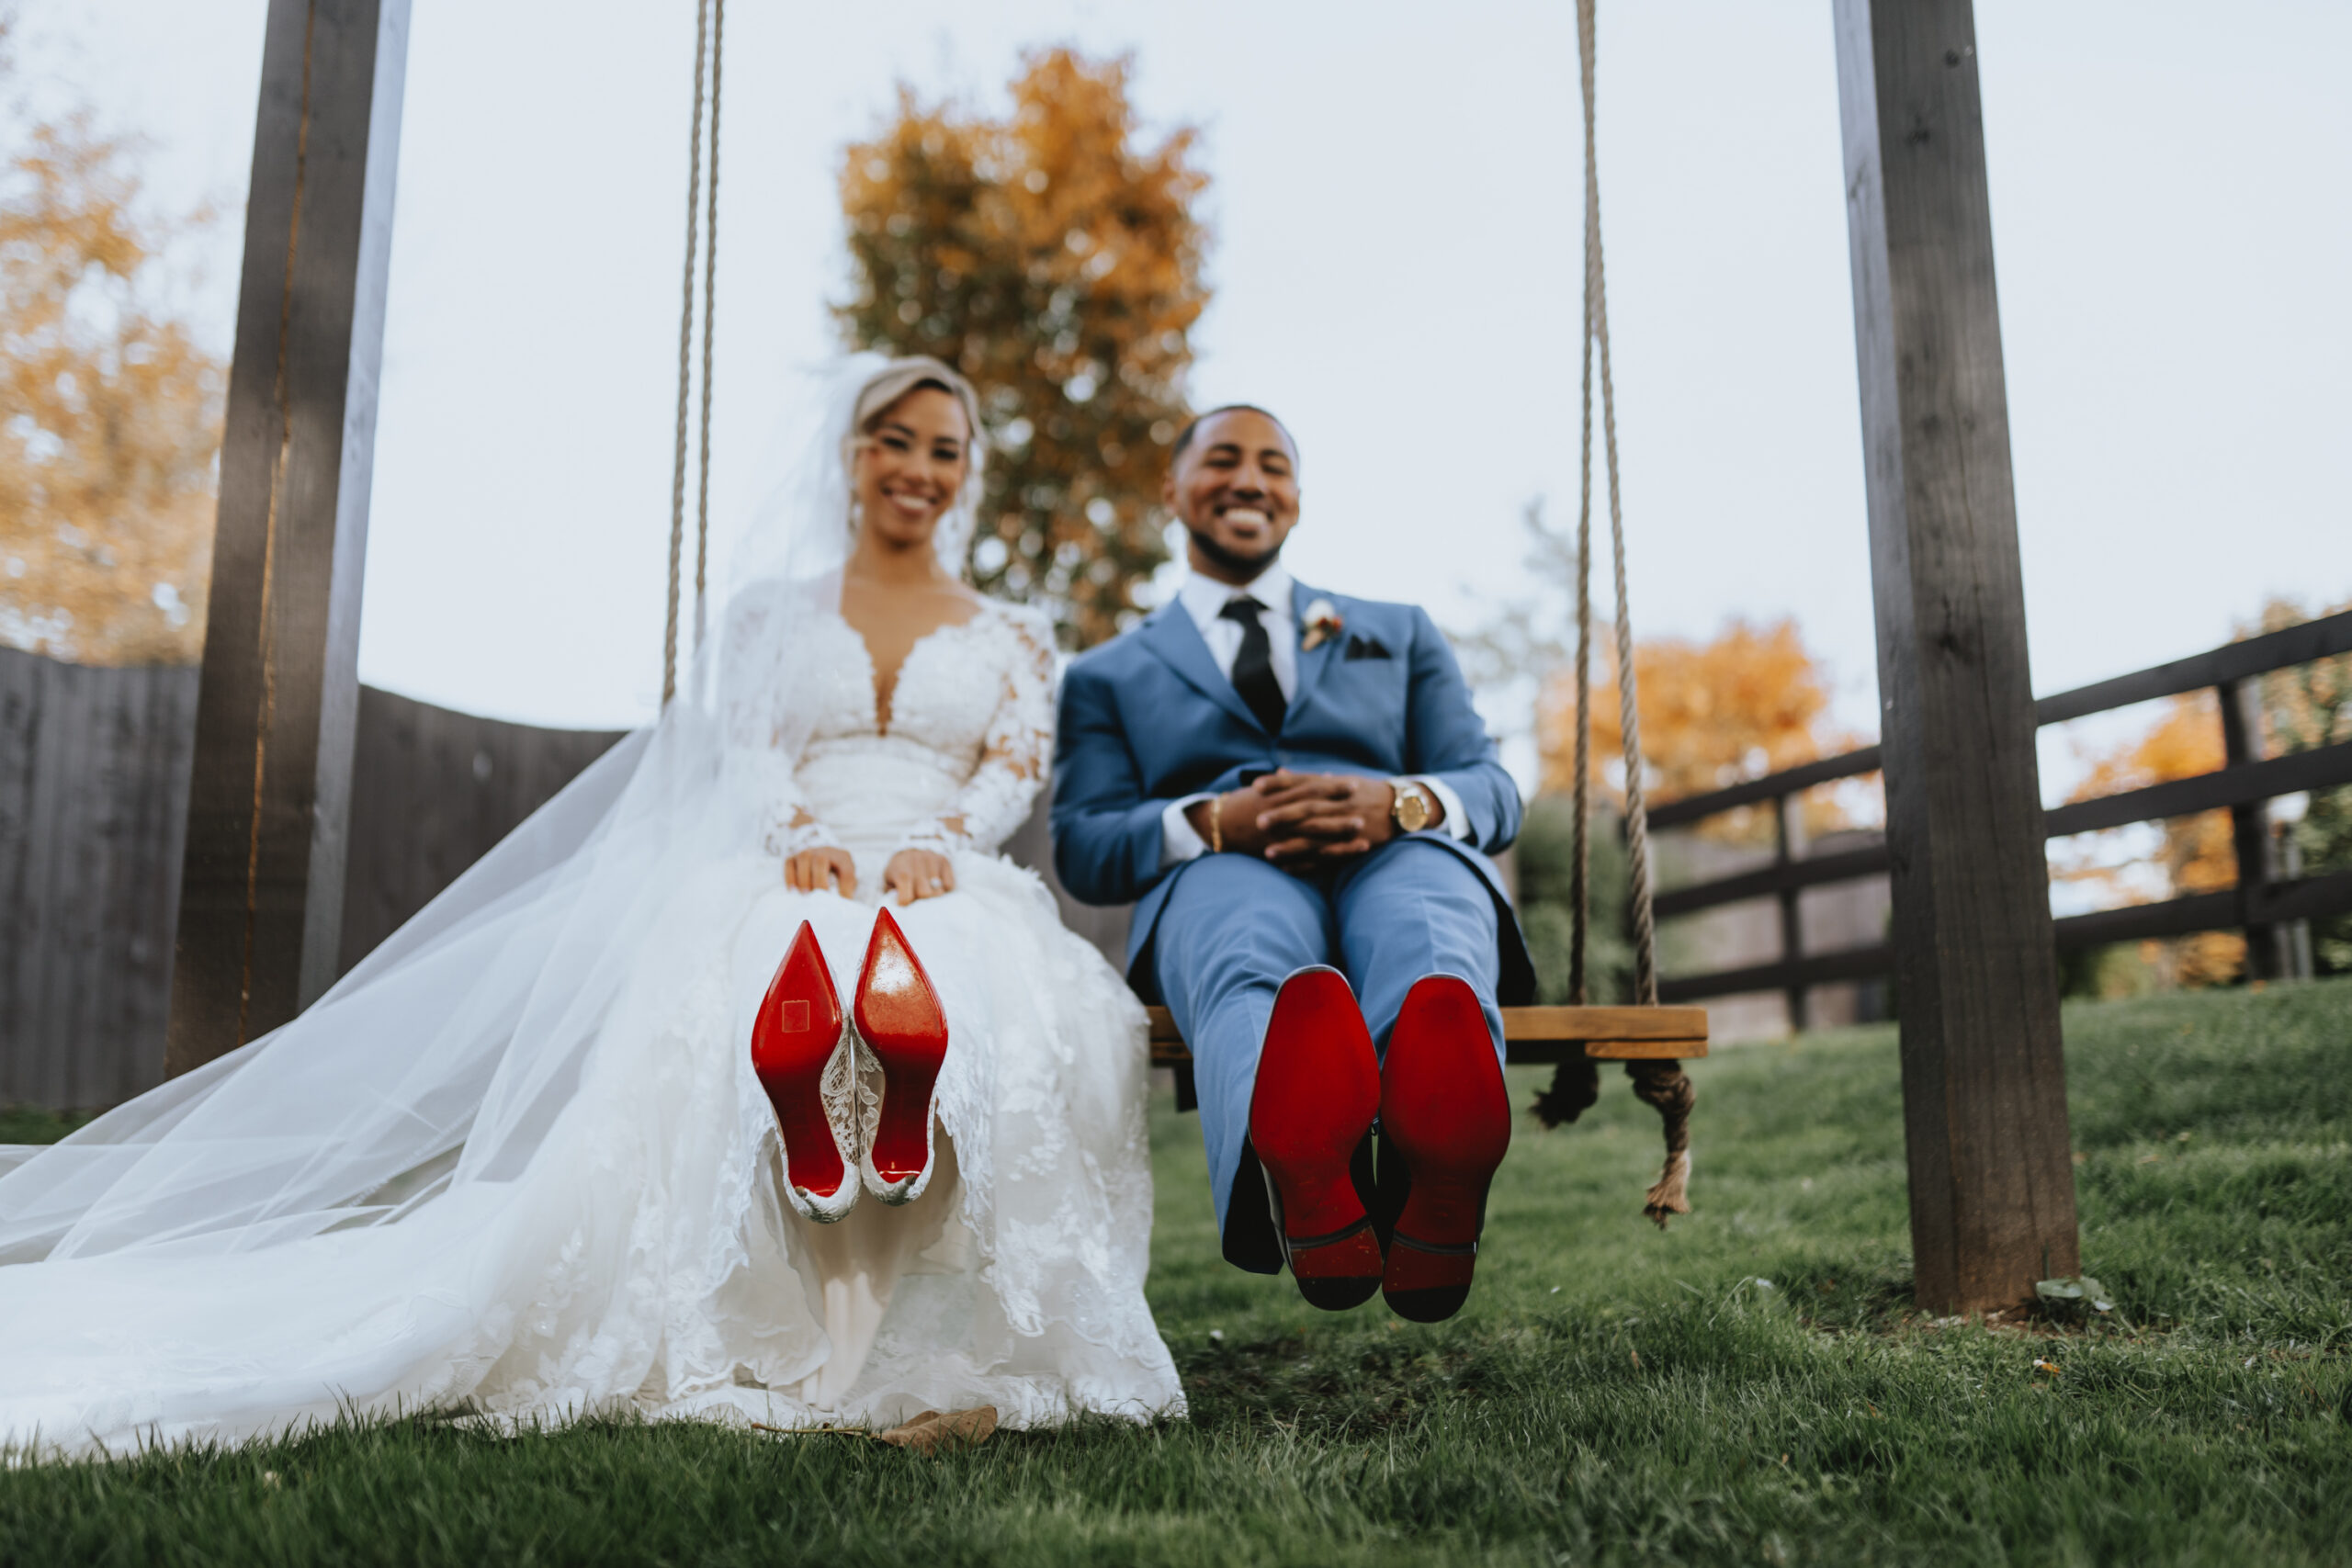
[
  {"x1": 751, "y1": 920, "x2": 859, "y2": 1224},
  {"x1": 1377, "y1": 974, "x2": 1511, "y2": 1322},
  {"x1": 853, "y1": 908, "x2": 950, "y2": 1205},
  {"x1": 1249, "y1": 966, "x2": 1385, "y2": 1311}
]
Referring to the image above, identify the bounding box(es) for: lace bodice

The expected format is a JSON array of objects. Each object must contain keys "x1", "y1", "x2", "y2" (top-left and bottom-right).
[{"x1": 725, "y1": 598, "x2": 1057, "y2": 865}]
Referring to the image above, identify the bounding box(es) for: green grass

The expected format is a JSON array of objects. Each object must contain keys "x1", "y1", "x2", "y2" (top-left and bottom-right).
[{"x1": 4, "y1": 980, "x2": 2348, "y2": 1565}]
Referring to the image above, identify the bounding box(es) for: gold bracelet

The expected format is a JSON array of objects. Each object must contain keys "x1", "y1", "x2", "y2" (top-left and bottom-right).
[{"x1": 1208, "y1": 793, "x2": 1224, "y2": 854}]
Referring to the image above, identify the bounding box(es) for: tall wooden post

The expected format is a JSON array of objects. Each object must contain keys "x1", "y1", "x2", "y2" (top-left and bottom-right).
[
  {"x1": 1834, "y1": 0, "x2": 2080, "y2": 1313},
  {"x1": 167, "y1": 0, "x2": 410, "y2": 1075}
]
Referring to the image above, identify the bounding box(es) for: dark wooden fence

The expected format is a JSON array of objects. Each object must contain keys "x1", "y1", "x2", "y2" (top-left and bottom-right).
[
  {"x1": 0, "y1": 653, "x2": 631, "y2": 1110},
  {"x1": 0, "y1": 652, "x2": 198, "y2": 1108},
  {"x1": 1650, "y1": 612, "x2": 2352, "y2": 1015},
  {"x1": 337, "y1": 688, "x2": 628, "y2": 972},
  {"x1": 1, "y1": 650, "x2": 1119, "y2": 1111}
]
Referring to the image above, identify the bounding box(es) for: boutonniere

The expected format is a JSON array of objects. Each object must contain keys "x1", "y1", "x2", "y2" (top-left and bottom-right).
[{"x1": 1300, "y1": 599, "x2": 1344, "y2": 652}]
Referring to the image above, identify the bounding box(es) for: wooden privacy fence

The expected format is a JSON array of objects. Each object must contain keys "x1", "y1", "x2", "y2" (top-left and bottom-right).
[
  {"x1": 0, "y1": 649, "x2": 628, "y2": 1110},
  {"x1": 0, "y1": 651, "x2": 198, "y2": 1108},
  {"x1": 1650, "y1": 612, "x2": 2352, "y2": 1016}
]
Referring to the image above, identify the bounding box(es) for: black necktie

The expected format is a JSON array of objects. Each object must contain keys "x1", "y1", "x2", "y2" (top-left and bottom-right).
[{"x1": 1219, "y1": 596, "x2": 1286, "y2": 735}]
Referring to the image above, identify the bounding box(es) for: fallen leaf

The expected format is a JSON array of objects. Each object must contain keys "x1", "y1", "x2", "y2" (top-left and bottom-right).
[{"x1": 877, "y1": 1405, "x2": 998, "y2": 1455}]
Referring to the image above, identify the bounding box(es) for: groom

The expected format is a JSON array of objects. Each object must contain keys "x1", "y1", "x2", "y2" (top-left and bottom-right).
[{"x1": 1051, "y1": 406, "x2": 1532, "y2": 1322}]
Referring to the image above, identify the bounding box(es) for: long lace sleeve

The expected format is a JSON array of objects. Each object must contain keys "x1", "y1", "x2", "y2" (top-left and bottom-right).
[
  {"x1": 720, "y1": 588, "x2": 842, "y2": 860},
  {"x1": 893, "y1": 608, "x2": 1056, "y2": 859}
]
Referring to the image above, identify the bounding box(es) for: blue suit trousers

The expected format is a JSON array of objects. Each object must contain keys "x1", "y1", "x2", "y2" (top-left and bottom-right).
[{"x1": 1149, "y1": 836, "x2": 1504, "y2": 1269}]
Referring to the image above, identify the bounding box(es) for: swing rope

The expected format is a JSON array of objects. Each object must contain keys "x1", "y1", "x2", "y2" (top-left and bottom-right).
[
  {"x1": 1541, "y1": 0, "x2": 1694, "y2": 1227},
  {"x1": 694, "y1": 0, "x2": 726, "y2": 655},
  {"x1": 663, "y1": 0, "x2": 726, "y2": 705}
]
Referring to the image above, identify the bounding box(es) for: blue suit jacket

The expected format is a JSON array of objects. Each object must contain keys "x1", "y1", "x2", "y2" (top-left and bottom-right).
[{"x1": 1051, "y1": 580, "x2": 1534, "y2": 1005}]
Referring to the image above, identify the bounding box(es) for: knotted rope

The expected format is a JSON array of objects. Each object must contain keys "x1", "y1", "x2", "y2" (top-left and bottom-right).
[
  {"x1": 663, "y1": 0, "x2": 726, "y2": 705},
  {"x1": 1533, "y1": 0, "x2": 1693, "y2": 1229}
]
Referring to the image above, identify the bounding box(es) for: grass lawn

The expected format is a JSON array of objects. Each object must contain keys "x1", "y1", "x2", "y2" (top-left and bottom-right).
[{"x1": 3, "y1": 979, "x2": 2347, "y2": 1565}]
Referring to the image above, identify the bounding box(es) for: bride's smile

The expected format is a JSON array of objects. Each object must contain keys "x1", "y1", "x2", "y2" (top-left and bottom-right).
[{"x1": 855, "y1": 387, "x2": 970, "y2": 545}]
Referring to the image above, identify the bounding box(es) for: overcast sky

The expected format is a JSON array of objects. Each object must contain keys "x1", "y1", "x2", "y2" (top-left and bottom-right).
[{"x1": 17, "y1": 1, "x2": 2351, "y2": 799}]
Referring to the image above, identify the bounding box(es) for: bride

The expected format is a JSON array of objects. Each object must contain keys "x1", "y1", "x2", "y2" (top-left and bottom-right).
[{"x1": 0, "y1": 355, "x2": 1182, "y2": 1457}]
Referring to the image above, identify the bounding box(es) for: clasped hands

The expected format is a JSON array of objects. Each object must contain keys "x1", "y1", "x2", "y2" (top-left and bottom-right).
[{"x1": 1188, "y1": 768, "x2": 1442, "y2": 871}]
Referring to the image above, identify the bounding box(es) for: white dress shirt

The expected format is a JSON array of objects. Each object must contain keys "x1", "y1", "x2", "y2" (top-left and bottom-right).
[
  {"x1": 1157, "y1": 566, "x2": 1470, "y2": 867},
  {"x1": 1177, "y1": 559, "x2": 1302, "y2": 709}
]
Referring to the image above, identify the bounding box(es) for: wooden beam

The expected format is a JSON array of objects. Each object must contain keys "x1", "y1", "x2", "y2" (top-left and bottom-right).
[
  {"x1": 168, "y1": 0, "x2": 411, "y2": 1075},
  {"x1": 1835, "y1": 0, "x2": 2079, "y2": 1313}
]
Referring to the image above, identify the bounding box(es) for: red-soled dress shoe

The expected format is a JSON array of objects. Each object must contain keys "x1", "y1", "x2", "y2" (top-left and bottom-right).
[
  {"x1": 1248, "y1": 966, "x2": 1385, "y2": 1311},
  {"x1": 752, "y1": 920, "x2": 858, "y2": 1224},
  {"x1": 1377, "y1": 974, "x2": 1511, "y2": 1322},
  {"x1": 854, "y1": 907, "x2": 951, "y2": 1205}
]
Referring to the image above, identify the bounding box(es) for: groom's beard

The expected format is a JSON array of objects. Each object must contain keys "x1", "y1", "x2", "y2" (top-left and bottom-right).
[{"x1": 1187, "y1": 525, "x2": 1283, "y2": 582}]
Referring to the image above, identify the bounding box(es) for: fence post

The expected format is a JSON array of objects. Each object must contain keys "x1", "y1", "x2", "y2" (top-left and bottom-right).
[
  {"x1": 1835, "y1": 0, "x2": 2079, "y2": 1314},
  {"x1": 1774, "y1": 792, "x2": 1809, "y2": 1032},
  {"x1": 167, "y1": 0, "x2": 411, "y2": 1075},
  {"x1": 2216, "y1": 679, "x2": 2283, "y2": 980}
]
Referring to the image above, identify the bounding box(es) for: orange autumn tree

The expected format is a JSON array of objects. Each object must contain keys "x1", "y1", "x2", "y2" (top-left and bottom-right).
[
  {"x1": 0, "y1": 9, "x2": 224, "y2": 665},
  {"x1": 837, "y1": 50, "x2": 1210, "y2": 647},
  {"x1": 1536, "y1": 617, "x2": 1860, "y2": 840}
]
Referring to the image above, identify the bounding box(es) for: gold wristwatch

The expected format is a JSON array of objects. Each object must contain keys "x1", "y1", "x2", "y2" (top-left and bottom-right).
[{"x1": 1390, "y1": 779, "x2": 1433, "y2": 834}]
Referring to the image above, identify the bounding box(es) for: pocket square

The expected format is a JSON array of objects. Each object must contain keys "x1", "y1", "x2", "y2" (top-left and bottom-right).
[{"x1": 1342, "y1": 635, "x2": 1393, "y2": 661}]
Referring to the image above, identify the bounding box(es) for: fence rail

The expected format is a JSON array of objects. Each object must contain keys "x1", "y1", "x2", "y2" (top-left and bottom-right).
[{"x1": 1653, "y1": 611, "x2": 2352, "y2": 1013}]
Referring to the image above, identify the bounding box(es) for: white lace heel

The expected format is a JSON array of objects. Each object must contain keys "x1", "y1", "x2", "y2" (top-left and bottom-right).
[{"x1": 852, "y1": 908, "x2": 950, "y2": 1205}]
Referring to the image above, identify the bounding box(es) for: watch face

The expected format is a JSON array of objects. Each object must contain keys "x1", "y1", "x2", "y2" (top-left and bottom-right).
[{"x1": 1396, "y1": 789, "x2": 1430, "y2": 831}]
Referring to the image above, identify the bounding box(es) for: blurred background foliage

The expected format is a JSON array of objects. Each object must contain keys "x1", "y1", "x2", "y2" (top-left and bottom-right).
[
  {"x1": 2056, "y1": 595, "x2": 2350, "y2": 994},
  {"x1": 1453, "y1": 502, "x2": 1863, "y2": 850},
  {"x1": 0, "y1": 4, "x2": 223, "y2": 666},
  {"x1": 836, "y1": 48, "x2": 1209, "y2": 649}
]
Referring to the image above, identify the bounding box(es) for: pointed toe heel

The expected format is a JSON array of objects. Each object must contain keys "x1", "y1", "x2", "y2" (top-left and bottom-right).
[
  {"x1": 854, "y1": 908, "x2": 950, "y2": 1205},
  {"x1": 1250, "y1": 966, "x2": 1385, "y2": 1312},
  {"x1": 1378, "y1": 975, "x2": 1510, "y2": 1322},
  {"x1": 752, "y1": 920, "x2": 857, "y2": 1224}
]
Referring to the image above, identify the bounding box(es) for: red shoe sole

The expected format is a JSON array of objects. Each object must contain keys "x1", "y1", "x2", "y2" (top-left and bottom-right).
[
  {"x1": 1379, "y1": 976, "x2": 1510, "y2": 1322},
  {"x1": 854, "y1": 908, "x2": 949, "y2": 1187},
  {"x1": 752, "y1": 921, "x2": 848, "y2": 1201},
  {"x1": 1249, "y1": 967, "x2": 1383, "y2": 1311}
]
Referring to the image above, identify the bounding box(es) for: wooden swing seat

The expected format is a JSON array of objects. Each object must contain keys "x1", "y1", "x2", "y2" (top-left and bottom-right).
[{"x1": 1144, "y1": 1005, "x2": 1709, "y2": 1069}]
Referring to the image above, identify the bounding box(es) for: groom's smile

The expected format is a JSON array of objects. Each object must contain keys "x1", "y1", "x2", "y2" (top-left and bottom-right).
[{"x1": 1163, "y1": 406, "x2": 1301, "y2": 585}]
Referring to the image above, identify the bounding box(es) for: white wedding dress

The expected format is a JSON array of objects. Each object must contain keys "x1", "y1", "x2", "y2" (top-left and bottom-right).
[{"x1": 0, "y1": 592, "x2": 1182, "y2": 1459}]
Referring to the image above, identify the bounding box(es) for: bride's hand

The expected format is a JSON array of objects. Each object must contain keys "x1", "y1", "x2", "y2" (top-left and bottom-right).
[
  {"x1": 785, "y1": 847, "x2": 858, "y2": 897},
  {"x1": 884, "y1": 848, "x2": 956, "y2": 905}
]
